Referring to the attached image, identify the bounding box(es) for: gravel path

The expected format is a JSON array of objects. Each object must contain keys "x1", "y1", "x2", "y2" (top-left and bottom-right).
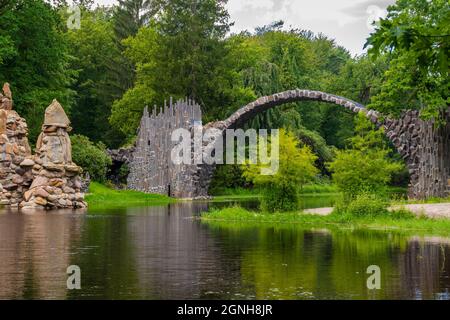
[{"x1": 304, "y1": 203, "x2": 450, "y2": 219}]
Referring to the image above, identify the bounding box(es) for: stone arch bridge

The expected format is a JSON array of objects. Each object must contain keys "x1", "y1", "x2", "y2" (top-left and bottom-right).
[{"x1": 121, "y1": 89, "x2": 449, "y2": 200}]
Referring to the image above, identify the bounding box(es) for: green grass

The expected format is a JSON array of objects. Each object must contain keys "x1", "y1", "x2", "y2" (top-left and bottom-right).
[
  {"x1": 300, "y1": 184, "x2": 339, "y2": 194},
  {"x1": 86, "y1": 182, "x2": 175, "y2": 209},
  {"x1": 210, "y1": 187, "x2": 262, "y2": 198},
  {"x1": 211, "y1": 184, "x2": 340, "y2": 200},
  {"x1": 201, "y1": 206, "x2": 450, "y2": 236}
]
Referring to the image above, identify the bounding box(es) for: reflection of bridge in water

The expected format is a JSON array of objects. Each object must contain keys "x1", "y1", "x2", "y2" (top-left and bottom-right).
[{"x1": 124, "y1": 90, "x2": 449, "y2": 200}]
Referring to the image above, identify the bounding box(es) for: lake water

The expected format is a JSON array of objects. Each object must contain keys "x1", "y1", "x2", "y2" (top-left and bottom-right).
[{"x1": 1, "y1": 196, "x2": 450, "y2": 300}]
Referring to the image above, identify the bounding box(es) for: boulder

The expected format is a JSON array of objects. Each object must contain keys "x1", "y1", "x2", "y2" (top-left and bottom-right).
[
  {"x1": 20, "y1": 158, "x2": 35, "y2": 167},
  {"x1": 34, "y1": 187, "x2": 50, "y2": 199},
  {"x1": 30, "y1": 176, "x2": 49, "y2": 189}
]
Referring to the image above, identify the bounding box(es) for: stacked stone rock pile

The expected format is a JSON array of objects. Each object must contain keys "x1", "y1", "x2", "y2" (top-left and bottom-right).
[
  {"x1": 20, "y1": 100, "x2": 87, "y2": 210},
  {"x1": 0, "y1": 84, "x2": 34, "y2": 206},
  {"x1": 0, "y1": 83, "x2": 87, "y2": 210}
]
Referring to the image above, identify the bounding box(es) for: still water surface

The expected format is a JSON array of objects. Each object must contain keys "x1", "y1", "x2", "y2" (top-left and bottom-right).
[{"x1": 0, "y1": 196, "x2": 449, "y2": 300}]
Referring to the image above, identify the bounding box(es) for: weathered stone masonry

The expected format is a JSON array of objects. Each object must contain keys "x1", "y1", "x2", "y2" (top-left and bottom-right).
[
  {"x1": 0, "y1": 83, "x2": 87, "y2": 210},
  {"x1": 128, "y1": 89, "x2": 450, "y2": 200},
  {"x1": 127, "y1": 99, "x2": 210, "y2": 199}
]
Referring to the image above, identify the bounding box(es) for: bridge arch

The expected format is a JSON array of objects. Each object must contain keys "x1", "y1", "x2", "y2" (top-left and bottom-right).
[
  {"x1": 201, "y1": 90, "x2": 449, "y2": 200},
  {"x1": 126, "y1": 89, "x2": 449, "y2": 200},
  {"x1": 205, "y1": 89, "x2": 381, "y2": 132}
]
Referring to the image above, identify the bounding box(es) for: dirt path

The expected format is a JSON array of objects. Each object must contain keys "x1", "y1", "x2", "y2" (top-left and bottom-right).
[{"x1": 304, "y1": 203, "x2": 450, "y2": 219}]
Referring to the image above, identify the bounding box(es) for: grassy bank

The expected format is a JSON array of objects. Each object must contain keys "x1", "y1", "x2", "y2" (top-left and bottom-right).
[
  {"x1": 211, "y1": 187, "x2": 262, "y2": 200},
  {"x1": 86, "y1": 182, "x2": 175, "y2": 208},
  {"x1": 201, "y1": 206, "x2": 450, "y2": 236},
  {"x1": 211, "y1": 184, "x2": 340, "y2": 200}
]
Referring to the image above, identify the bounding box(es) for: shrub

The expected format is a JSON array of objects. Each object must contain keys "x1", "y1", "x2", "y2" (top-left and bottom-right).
[
  {"x1": 345, "y1": 193, "x2": 388, "y2": 217},
  {"x1": 328, "y1": 113, "x2": 404, "y2": 201},
  {"x1": 242, "y1": 129, "x2": 318, "y2": 212},
  {"x1": 390, "y1": 207, "x2": 415, "y2": 220},
  {"x1": 71, "y1": 135, "x2": 112, "y2": 182},
  {"x1": 261, "y1": 182, "x2": 299, "y2": 212}
]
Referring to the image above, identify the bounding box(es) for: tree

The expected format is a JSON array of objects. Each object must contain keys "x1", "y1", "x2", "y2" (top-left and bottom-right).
[
  {"x1": 110, "y1": 0, "x2": 157, "y2": 97},
  {"x1": 65, "y1": 7, "x2": 126, "y2": 147},
  {"x1": 110, "y1": 0, "x2": 251, "y2": 138},
  {"x1": 366, "y1": 0, "x2": 449, "y2": 122},
  {"x1": 328, "y1": 113, "x2": 404, "y2": 201},
  {"x1": 242, "y1": 129, "x2": 318, "y2": 212},
  {"x1": 0, "y1": 0, "x2": 74, "y2": 142}
]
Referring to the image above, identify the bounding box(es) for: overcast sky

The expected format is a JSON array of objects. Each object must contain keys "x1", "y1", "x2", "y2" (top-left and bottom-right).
[{"x1": 93, "y1": 0, "x2": 395, "y2": 55}]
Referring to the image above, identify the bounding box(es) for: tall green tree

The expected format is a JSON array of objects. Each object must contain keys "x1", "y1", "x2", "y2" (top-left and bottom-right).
[
  {"x1": 66, "y1": 7, "x2": 126, "y2": 147},
  {"x1": 110, "y1": 0, "x2": 159, "y2": 103},
  {"x1": 0, "y1": 0, "x2": 74, "y2": 142},
  {"x1": 366, "y1": 0, "x2": 449, "y2": 122},
  {"x1": 110, "y1": 0, "x2": 251, "y2": 138}
]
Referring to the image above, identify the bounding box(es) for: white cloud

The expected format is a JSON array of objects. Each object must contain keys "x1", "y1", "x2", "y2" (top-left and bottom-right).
[{"x1": 92, "y1": 0, "x2": 395, "y2": 55}]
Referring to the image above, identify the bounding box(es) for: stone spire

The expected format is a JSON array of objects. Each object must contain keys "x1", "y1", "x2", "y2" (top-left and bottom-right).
[
  {"x1": 0, "y1": 83, "x2": 12, "y2": 110},
  {"x1": 21, "y1": 99, "x2": 87, "y2": 210},
  {"x1": 44, "y1": 99, "x2": 71, "y2": 128},
  {"x1": 2, "y1": 83, "x2": 12, "y2": 99}
]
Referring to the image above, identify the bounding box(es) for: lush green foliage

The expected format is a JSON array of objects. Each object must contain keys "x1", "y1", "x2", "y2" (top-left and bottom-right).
[
  {"x1": 65, "y1": 7, "x2": 126, "y2": 147},
  {"x1": 3, "y1": 0, "x2": 444, "y2": 204},
  {"x1": 110, "y1": 0, "x2": 251, "y2": 138},
  {"x1": 201, "y1": 205, "x2": 450, "y2": 235},
  {"x1": 71, "y1": 135, "x2": 112, "y2": 182},
  {"x1": 0, "y1": 0, "x2": 74, "y2": 141},
  {"x1": 366, "y1": 0, "x2": 449, "y2": 122},
  {"x1": 337, "y1": 193, "x2": 389, "y2": 217},
  {"x1": 242, "y1": 129, "x2": 318, "y2": 212},
  {"x1": 328, "y1": 114, "x2": 404, "y2": 200}
]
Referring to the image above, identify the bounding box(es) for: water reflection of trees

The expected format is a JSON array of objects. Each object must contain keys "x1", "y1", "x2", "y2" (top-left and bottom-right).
[
  {"x1": 204, "y1": 222, "x2": 450, "y2": 300},
  {"x1": 127, "y1": 202, "x2": 250, "y2": 299},
  {"x1": 2, "y1": 205, "x2": 450, "y2": 300}
]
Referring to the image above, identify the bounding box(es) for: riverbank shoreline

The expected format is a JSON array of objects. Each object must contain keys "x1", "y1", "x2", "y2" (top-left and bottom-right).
[
  {"x1": 201, "y1": 204, "x2": 450, "y2": 236},
  {"x1": 304, "y1": 203, "x2": 450, "y2": 219},
  {"x1": 86, "y1": 182, "x2": 175, "y2": 208}
]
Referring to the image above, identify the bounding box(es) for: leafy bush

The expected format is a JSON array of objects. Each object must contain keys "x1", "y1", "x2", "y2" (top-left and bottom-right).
[
  {"x1": 71, "y1": 135, "x2": 112, "y2": 182},
  {"x1": 345, "y1": 193, "x2": 388, "y2": 217},
  {"x1": 261, "y1": 182, "x2": 299, "y2": 212},
  {"x1": 242, "y1": 129, "x2": 318, "y2": 212},
  {"x1": 390, "y1": 207, "x2": 415, "y2": 220},
  {"x1": 328, "y1": 114, "x2": 404, "y2": 201},
  {"x1": 209, "y1": 164, "x2": 249, "y2": 195}
]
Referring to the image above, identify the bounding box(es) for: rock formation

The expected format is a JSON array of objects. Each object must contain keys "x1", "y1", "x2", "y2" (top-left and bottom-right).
[
  {"x1": 0, "y1": 84, "x2": 34, "y2": 206},
  {"x1": 20, "y1": 100, "x2": 87, "y2": 210},
  {"x1": 0, "y1": 84, "x2": 87, "y2": 210}
]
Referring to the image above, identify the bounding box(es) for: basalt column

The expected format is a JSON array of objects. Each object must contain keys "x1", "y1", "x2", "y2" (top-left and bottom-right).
[
  {"x1": 407, "y1": 109, "x2": 450, "y2": 199},
  {"x1": 384, "y1": 108, "x2": 450, "y2": 199}
]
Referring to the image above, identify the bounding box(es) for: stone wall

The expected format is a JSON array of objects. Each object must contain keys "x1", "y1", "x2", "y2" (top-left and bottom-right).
[
  {"x1": 127, "y1": 99, "x2": 206, "y2": 199},
  {"x1": 0, "y1": 83, "x2": 87, "y2": 210}
]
